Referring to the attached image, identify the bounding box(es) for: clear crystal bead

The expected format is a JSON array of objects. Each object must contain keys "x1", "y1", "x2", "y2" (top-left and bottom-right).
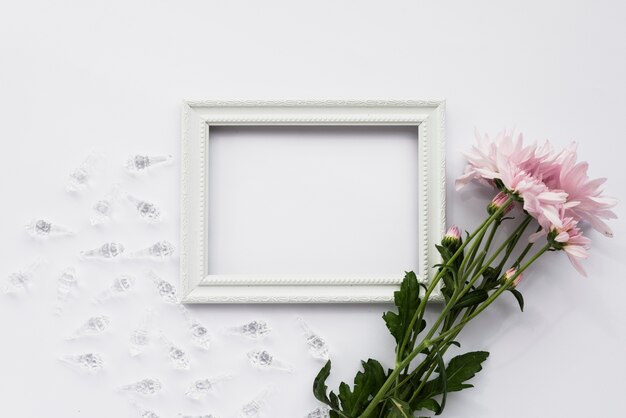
[
  {"x1": 91, "y1": 186, "x2": 120, "y2": 225},
  {"x1": 80, "y1": 242, "x2": 125, "y2": 259},
  {"x1": 55, "y1": 267, "x2": 79, "y2": 314},
  {"x1": 67, "y1": 154, "x2": 100, "y2": 192},
  {"x1": 125, "y1": 154, "x2": 173, "y2": 173},
  {"x1": 68, "y1": 315, "x2": 111, "y2": 340},
  {"x1": 240, "y1": 389, "x2": 272, "y2": 418},
  {"x1": 60, "y1": 353, "x2": 104, "y2": 373},
  {"x1": 131, "y1": 240, "x2": 175, "y2": 259},
  {"x1": 230, "y1": 320, "x2": 271, "y2": 339},
  {"x1": 25, "y1": 219, "x2": 74, "y2": 238},
  {"x1": 121, "y1": 378, "x2": 163, "y2": 396},
  {"x1": 93, "y1": 274, "x2": 135, "y2": 304},
  {"x1": 297, "y1": 317, "x2": 330, "y2": 361},
  {"x1": 179, "y1": 306, "x2": 212, "y2": 350},
  {"x1": 247, "y1": 350, "x2": 292, "y2": 372},
  {"x1": 126, "y1": 194, "x2": 161, "y2": 222},
  {"x1": 178, "y1": 415, "x2": 216, "y2": 418},
  {"x1": 306, "y1": 406, "x2": 330, "y2": 418},
  {"x1": 185, "y1": 373, "x2": 232, "y2": 400},
  {"x1": 3, "y1": 259, "x2": 44, "y2": 294},
  {"x1": 148, "y1": 271, "x2": 178, "y2": 303},
  {"x1": 160, "y1": 332, "x2": 190, "y2": 370},
  {"x1": 129, "y1": 310, "x2": 154, "y2": 357}
]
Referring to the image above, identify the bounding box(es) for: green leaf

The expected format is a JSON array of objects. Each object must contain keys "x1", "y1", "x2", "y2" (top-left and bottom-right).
[
  {"x1": 444, "y1": 351, "x2": 490, "y2": 392},
  {"x1": 337, "y1": 359, "x2": 387, "y2": 416},
  {"x1": 432, "y1": 345, "x2": 447, "y2": 415},
  {"x1": 454, "y1": 289, "x2": 488, "y2": 310},
  {"x1": 387, "y1": 398, "x2": 413, "y2": 418},
  {"x1": 413, "y1": 398, "x2": 441, "y2": 414},
  {"x1": 509, "y1": 288, "x2": 525, "y2": 312},
  {"x1": 414, "y1": 351, "x2": 490, "y2": 408},
  {"x1": 383, "y1": 272, "x2": 423, "y2": 349},
  {"x1": 313, "y1": 360, "x2": 339, "y2": 409}
]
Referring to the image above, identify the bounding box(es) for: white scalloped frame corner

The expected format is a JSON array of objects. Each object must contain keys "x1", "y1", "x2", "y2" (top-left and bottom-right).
[{"x1": 180, "y1": 100, "x2": 446, "y2": 303}]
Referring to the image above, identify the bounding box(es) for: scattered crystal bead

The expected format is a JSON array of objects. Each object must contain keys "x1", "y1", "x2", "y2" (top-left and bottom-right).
[
  {"x1": 306, "y1": 406, "x2": 330, "y2": 418},
  {"x1": 240, "y1": 389, "x2": 272, "y2": 418},
  {"x1": 179, "y1": 306, "x2": 212, "y2": 350},
  {"x1": 230, "y1": 320, "x2": 271, "y2": 339},
  {"x1": 25, "y1": 219, "x2": 74, "y2": 238},
  {"x1": 68, "y1": 315, "x2": 111, "y2": 340},
  {"x1": 131, "y1": 240, "x2": 175, "y2": 259},
  {"x1": 148, "y1": 271, "x2": 178, "y2": 303},
  {"x1": 93, "y1": 274, "x2": 135, "y2": 304},
  {"x1": 91, "y1": 186, "x2": 120, "y2": 225},
  {"x1": 3, "y1": 259, "x2": 44, "y2": 294},
  {"x1": 126, "y1": 194, "x2": 161, "y2": 222},
  {"x1": 178, "y1": 415, "x2": 216, "y2": 418},
  {"x1": 129, "y1": 310, "x2": 154, "y2": 356},
  {"x1": 185, "y1": 374, "x2": 233, "y2": 400},
  {"x1": 122, "y1": 378, "x2": 163, "y2": 396},
  {"x1": 160, "y1": 332, "x2": 190, "y2": 370},
  {"x1": 67, "y1": 154, "x2": 100, "y2": 192},
  {"x1": 297, "y1": 317, "x2": 330, "y2": 361},
  {"x1": 125, "y1": 154, "x2": 173, "y2": 173},
  {"x1": 55, "y1": 267, "x2": 79, "y2": 314},
  {"x1": 81, "y1": 242, "x2": 125, "y2": 259},
  {"x1": 60, "y1": 353, "x2": 104, "y2": 373},
  {"x1": 247, "y1": 350, "x2": 292, "y2": 372}
]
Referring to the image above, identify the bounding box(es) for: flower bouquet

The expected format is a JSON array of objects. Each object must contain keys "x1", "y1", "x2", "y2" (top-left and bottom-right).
[{"x1": 313, "y1": 130, "x2": 617, "y2": 418}]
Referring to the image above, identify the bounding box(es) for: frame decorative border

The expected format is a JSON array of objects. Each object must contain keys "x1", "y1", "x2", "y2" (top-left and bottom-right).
[{"x1": 181, "y1": 100, "x2": 446, "y2": 303}]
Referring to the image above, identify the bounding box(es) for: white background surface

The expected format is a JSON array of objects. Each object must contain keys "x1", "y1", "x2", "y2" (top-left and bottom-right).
[{"x1": 1, "y1": 1, "x2": 625, "y2": 417}]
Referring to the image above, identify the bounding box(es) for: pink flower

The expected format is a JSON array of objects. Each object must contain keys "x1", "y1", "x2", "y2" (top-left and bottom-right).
[
  {"x1": 530, "y1": 216, "x2": 591, "y2": 276},
  {"x1": 487, "y1": 191, "x2": 514, "y2": 215},
  {"x1": 543, "y1": 144, "x2": 618, "y2": 237},
  {"x1": 505, "y1": 267, "x2": 523, "y2": 287},
  {"x1": 444, "y1": 225, "x2": 461, "y2": 240}
]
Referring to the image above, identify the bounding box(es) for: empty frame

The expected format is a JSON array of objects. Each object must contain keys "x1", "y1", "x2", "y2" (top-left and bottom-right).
[{"x1": 181, "y1": 100, "x2": 445, "y2": 303}]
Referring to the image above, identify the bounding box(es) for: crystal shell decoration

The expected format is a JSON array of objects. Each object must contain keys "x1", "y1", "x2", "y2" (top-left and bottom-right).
[
  {"x1": 125, "y1": 154, "x2": 173, "y2": 174},
  {"x1": 60, "y1": 353, "x2": 104, "y2": 373},
  {"x1": 67, "y1": 154, "x2": 100, "y2": 193},
  {"x1": 306, "y1": 406, "x2": 331, "y2": 418},
  {"x1": 80, "y1": 242, "x2": 125, "y2": 260},
  {"x1": 121, "y1": 378, "x2": 163, "y2": 396},
  {"x1": 180, "y1": 306, "x2": 212, "y2": 350},
  {"x1": 185, "y1": 373, "x2": 233, "y2": 400},
  {"x1": 129, "y1": 310, "x2": 154, "y2": 357},
  {"x1": 297, "y1": 317, "x2": 330, "y2": 361},
  {"x1": 160, "y1": 332, "x2": 191, "y2": 370},
  {"x1": 91, "y1": 185, "x2": 120, "y2": 225},
  {"x1": 55, "y1": 266, "x2": 79, "y2": 314},
  {"x1": 93, "y1": 274, "x2": 135, "y2": 304},
  {"x1": 25, "y1": 219, "x2": 74, "y2": 238},
  {"x1": 240, "y1": 389, "x2": 272, "y2": 418},
  {"x1": 178, "y1": 415, "x2": 217, "y2": 418},
  {"x1": 147, "y1": 270, "x2": 178, "y2": 304},
  {"x1": 229, "y1": 320, "x2": 272, "y2": 339},
  {"x1": 67, "y1": 315, "x2": 111, "y2": 340},
  {"x1": 131, "y1": 240, "x2": 175, "y2": 259},
  {"x1": 246, "y1": 350, "x2": 292, "y2": 372},
  {"x1": 3, "y1": 259, "x2": 44, "y2": 294},
  {"x1": 126, "y1": 193, "x2": 161, "y2": 223}
]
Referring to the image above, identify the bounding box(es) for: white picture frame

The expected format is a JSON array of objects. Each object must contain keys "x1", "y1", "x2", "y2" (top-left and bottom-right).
[{"x1": 180, "y1": 100, "x2": 446, "y2": 303}]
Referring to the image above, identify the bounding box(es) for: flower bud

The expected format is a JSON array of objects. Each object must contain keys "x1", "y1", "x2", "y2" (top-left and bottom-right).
[
  {"x1": 487, "y1": 192, "x2": 513, "y2": 216},
  {"x1": 442, "y1": 226, "x2": 462, "y2": 251},
  {"x1": 505, "y1": 267, "x2": 523, "y2": 287}
]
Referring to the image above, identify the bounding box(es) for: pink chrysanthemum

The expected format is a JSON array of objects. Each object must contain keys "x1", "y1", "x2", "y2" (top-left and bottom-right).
[
  {"x1": 543, "y1": 144, "x2": 618, "y2": 237},
  {"x1": 530, "y1": 217, "x2": 591, "y2": 276}
]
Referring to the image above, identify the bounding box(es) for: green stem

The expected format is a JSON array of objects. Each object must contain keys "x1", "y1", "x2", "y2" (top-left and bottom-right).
[
  {"x1": 395, "y1": 198, "x2": 514, "y2": 369},
  {"x1": 436, "y1": 244, "x2": 550, "y2": 344}
]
